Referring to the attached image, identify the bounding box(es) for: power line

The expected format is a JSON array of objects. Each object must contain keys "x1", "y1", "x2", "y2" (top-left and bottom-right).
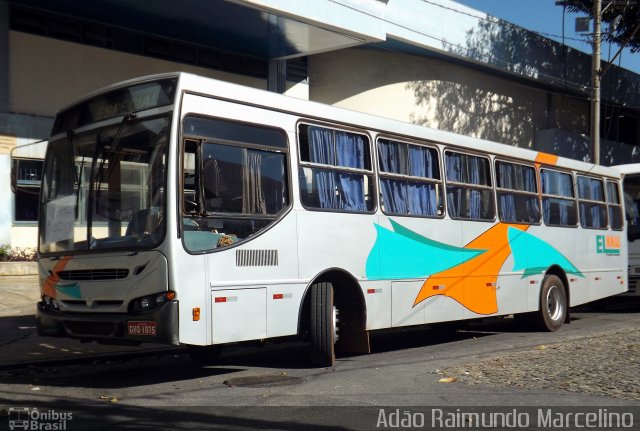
[{"x1": 419, "y1": 0, "x2": 591, "y2": 43}]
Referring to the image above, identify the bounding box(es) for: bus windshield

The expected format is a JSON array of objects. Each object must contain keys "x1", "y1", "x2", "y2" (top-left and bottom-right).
[{"x1": 39, "y1": 114, "x2": 170, "y2": 255}]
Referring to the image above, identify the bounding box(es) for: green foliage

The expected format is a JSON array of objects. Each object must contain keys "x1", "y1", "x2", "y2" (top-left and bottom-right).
[
  {"x1": 560, "y1": 1, "x2": 640, "y2": 53},
  {"x1": 0, "y1": 245, "x2": 37, "y2": 262}
]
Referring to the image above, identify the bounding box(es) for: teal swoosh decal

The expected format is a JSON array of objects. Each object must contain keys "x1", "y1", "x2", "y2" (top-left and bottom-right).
[
  {"x1": 508, "y1": 227, "x2": 583, "y2": 278},
  {"x1": 56, "y1": 283, "x2": 82, "y2": 299},
  {"x1": 366, "y1": 221, "x2": 486, "y2": 280}
]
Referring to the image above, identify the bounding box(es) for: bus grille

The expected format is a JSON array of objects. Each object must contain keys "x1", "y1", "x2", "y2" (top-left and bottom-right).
[
  {"x1": 236, "y1": 249, "x2": 278, "y2": 267},
  {"x1": 56, "y1": 269, "x2": 129, "y2": 280},
  {"x1": 64, "y1": 321, "x2": 116, "y2": 337}
]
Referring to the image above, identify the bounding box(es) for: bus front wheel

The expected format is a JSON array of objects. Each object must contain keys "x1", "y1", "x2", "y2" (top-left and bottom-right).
[
  {"x1": 534, "y1": 274, "x2": 567, "y2": 332},
  {"x1": 310, "y1": 282, "x2": 336, "y2": 367}
]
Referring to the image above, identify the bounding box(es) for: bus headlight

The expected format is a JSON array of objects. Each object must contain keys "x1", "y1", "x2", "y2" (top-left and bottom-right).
[{"x1": 130, "y1": 291, "x2": 176, "y2": 313}]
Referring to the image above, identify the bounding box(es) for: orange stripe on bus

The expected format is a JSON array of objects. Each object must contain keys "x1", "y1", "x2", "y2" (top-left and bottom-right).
[{"x1": 534, "y1": 152, "x2": 558, "y2": 166}]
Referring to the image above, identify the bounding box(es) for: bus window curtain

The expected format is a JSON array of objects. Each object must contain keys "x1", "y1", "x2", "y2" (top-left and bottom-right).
[
  {"x1": 336, "y1": 133, "x2": 366, "y2": 210},
  {"x1": 469, "y1": 157, "x2": 483, "y2": 219},
  {"x1": 498, "y1": 163, "x2": 516, "y2": 222},
  {"x1": 408, "y1": 146, "x2": 437, "y2": 216},
  {"x1": 590, "y1": 179, "x2": 604, "y2": 227},
  {"x1": 447, "y1": 187, "x2": 463, "y2": 218},
  {"x1": 379, "y1": 141, "x2": 407, "y2": 214},
  {"x1": 242, "y1": 150, "x2": 266, "y2": 214},
  {"x1": 559, "y1": 200, "x2": 570, "y2": 225},
  {"x1": 336, "y1": 131, "x2": 365, "y2": 169},
  {"x1": 309, "y1": 127, "x2": 337, "y2": 209},
  {"x1": 381, "y1": 178, "x2": 408, "y2": 214},
  {"x1": 408, "y1": 182, "x2": 437, "y2": 216},
  {"x1": 446, "y1": 153, "x2": 463, "y2": 217},
  {"x1": 338, "y1": 172, "x2": 366, "y2": 211},
  {"x1": 542, "y1": 171, "x2": 572, "y2": 225}
]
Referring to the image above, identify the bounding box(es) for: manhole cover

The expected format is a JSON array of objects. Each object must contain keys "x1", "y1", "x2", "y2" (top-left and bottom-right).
[{"x1": 224, "y1": 375, "x2": 305, "y2": 388}]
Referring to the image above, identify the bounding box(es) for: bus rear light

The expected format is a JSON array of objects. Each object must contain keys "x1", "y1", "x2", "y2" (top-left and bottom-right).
[
  {"x1": 192, "y1": 307, "x2": 200, "y2": 321},
  {"x1": 273, "y1": 294, "x2": 284, "y2": 300}
]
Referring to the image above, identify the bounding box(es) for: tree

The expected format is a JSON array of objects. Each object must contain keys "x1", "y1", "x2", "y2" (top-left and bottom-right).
[{"x1": 559, "y1": 1, "x2": 640, "y2": 52}]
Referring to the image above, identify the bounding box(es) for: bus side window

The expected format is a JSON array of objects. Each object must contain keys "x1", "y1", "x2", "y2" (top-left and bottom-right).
[
  {"x1": 444, "y1": 151, "x2": 494, "y2": 221},
  {"x1": 495, "y1": 161, "x2": 540, "y2": 224},
  {"x1": 606, "y1": 180, "x2": 623, "y2": 230},
  {"x1": 540, "y1": 169, "x2": 577, "y2": 227},
  {"x1": 577, "y1": 175, "x2": 607, "y2": 229}
]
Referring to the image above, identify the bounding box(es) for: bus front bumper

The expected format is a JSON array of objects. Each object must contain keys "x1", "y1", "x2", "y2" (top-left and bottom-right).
[{"x1": 36, "y1": 301, "x2": 179, "y2": 346}]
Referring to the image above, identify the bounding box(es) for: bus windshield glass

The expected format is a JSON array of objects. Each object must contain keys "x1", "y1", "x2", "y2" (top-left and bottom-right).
[{"x1": 39, "y1": 114, "x2": 170, "y2": 255}]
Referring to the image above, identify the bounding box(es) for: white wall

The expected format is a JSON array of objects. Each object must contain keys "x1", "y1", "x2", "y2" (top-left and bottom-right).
[{"x1": 0, "y1": 154, "x2": 10, "y2": 245}]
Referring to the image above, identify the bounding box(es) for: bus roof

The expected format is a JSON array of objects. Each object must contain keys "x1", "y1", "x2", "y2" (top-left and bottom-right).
[
  {"x1": 56, "y1": 71, "x2": 621, "y2": 179},
  {"x1": 612, "y1": 164, "x2": 640, "y2": 176}
]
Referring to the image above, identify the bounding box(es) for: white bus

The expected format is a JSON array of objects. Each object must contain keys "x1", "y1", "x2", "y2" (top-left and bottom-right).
[
  {"x1": 32, "y1": 73, "x2": 627, "y2": 367},
  {"x1": 611, "y1": 164, "x2": 640, "y2": 296}
]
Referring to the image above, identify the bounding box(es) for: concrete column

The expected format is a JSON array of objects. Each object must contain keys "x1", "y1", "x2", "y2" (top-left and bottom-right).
[
  {"x1": 0, "y1": 2, "x2": 9, "y2": 113},
  {"x1": 268, "y1": 59, "x2": 286, "y2": 94}
]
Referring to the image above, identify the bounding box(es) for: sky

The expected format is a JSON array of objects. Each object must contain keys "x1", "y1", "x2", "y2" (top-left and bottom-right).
[{"x1": 452, "y1": 0, "x2": 640, "y2": 75}]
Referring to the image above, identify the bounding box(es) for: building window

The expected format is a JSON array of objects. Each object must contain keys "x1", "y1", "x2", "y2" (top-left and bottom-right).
[{"x1": 13, "y1": 159, "x2": 43, "y2": 222}]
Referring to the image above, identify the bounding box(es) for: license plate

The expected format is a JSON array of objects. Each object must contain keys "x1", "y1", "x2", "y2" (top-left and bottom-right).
[{"x1": 127, "y1": 321, "x2": 157, "y2": 336}]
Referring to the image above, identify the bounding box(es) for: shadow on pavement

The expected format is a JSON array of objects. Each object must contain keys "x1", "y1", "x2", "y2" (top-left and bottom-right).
[{"x1": 0, "y1": 400, "x2": 355, "y2": 431}]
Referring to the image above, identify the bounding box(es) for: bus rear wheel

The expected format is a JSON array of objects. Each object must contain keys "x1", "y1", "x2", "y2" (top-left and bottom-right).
[
  {"x1": 310, "y1": 282, "x2": 336, "y2": 367},
  {"x1": 534, "y1": 274, "x2": 567, "y2": 332}
]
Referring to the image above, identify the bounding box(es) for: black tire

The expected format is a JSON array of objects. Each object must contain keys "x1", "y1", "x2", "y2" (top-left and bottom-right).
[
  {"x1": 533, "y1": 274, "x2": 567, "y2": 332},
  {"x1": 186, "y1": 345, "x2": 222, "y2": 366},
  {"x1": 310, "y1": 282, "x2": 336, "y2": 367}
]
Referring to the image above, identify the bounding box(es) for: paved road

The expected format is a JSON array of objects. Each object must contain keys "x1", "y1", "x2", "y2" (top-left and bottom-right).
[{"x1": 1, "y1": 276, "x2": 640, "y2": 430}]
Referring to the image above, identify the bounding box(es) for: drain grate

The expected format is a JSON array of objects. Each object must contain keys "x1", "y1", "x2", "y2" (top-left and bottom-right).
[{"x1": 223, "y1": 375, "x2": 305, "y2": 388}]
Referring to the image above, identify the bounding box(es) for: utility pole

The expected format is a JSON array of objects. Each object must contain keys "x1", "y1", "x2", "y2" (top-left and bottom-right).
[{"x1": 591, "y1": 0, "x2": 602, "y2": 165}]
